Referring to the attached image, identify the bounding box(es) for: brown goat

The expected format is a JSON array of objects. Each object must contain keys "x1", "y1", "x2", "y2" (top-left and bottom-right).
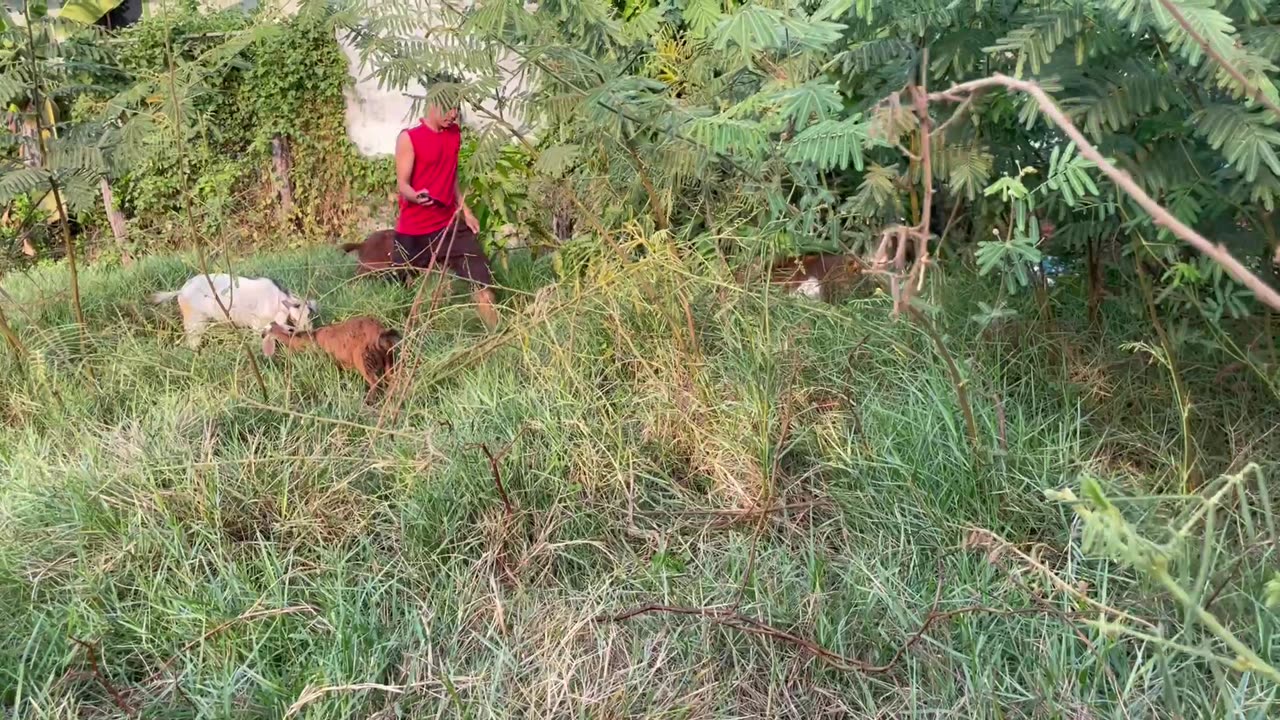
[
  {"x1": 263, "y1": 316, "x2": 401, "y2": 402},
  {"x1": 730, "y1": 252, "x2": 865, "y2": 302},
  {"x1": 769, "y1": 252, "x2": 864, "y2": 299},
  {"x1": 340, "y1": 230, "x2": 398, "y2": 278}
]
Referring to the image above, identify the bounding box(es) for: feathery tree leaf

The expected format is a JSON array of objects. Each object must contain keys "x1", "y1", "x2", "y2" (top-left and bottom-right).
[{"x1": 785, "y1": 115, "x2": 870, "y2": 171}]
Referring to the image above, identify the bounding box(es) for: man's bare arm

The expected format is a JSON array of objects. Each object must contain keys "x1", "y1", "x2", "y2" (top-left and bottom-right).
[{"x1": 395, "y1": 131, "x2": 423, "y2": 203}]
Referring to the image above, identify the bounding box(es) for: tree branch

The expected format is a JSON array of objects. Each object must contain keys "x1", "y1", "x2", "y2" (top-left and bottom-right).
[
  {"x1": 599, "y1": 594, "x2": 1087, "y2": 675},
  {"x1": 927, "y1": 75, "x2": 1280, "y2": 312},
  {"x1": 69, "y1": 638, "x2": 136, "y2": 717},
  {"x1": 1154, "y1": 0, "x2": 1280, "y2": 122},
  {"x1": 478, "y1": 441, "x2": 516, "y2": 518}
]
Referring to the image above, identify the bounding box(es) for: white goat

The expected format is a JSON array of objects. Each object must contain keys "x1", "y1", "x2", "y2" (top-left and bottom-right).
[{"x1": 150, "y1": 274, "x2": 317, "y2": 349}]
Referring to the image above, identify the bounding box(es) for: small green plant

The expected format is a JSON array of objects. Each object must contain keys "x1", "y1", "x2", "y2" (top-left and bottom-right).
[
  {"x1": 461, "y1": 138, "x2": 533, "y2": 236},
  {"x1": 977, "y1": 143, "x2": 1099, "y2": 293},
  {"x1": 1158, "y1": 256, "x2": 1255, "y2": 322},
  {"x1": 1049, "y1": 467, "x2": 1280, "y2": 685},
  {"x1": 975, "y1": 166, "x2": 1045, "y2": 293}
]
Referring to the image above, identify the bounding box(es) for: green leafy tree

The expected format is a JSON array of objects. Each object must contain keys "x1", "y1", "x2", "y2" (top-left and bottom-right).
[
  {"x1": 826, "y1": 0, "x2": 1280, "y2": 318},
  {"x1": 103, "y1": 5, "x2": 261, "y2": 235},
  {"x1": 0, "y1": 0, "x2": 123, "y2": 331},
  {"x1": 339, "y1": 0, "x2": 1280, "y2": 358},
  {"x1": 340, "y1": 0, "x2": 877, "y2": 273}
]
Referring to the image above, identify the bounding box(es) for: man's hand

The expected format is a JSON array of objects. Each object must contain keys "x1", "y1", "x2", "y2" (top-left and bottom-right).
[
  {"x1": 461, "y1": 205, "x2": 480, "y2": 234},
  {"x1": 456, "y1": 186, "x2": 479, "y2": 233}
]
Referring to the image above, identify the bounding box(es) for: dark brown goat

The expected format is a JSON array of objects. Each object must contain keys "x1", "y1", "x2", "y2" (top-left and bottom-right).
[
  {"x1": 768, "y1": 252, "x2": 864, "y2": 299},
  {"x1": 730, "y1": 252, "x2": 865, "y2": 302},
  {"x1": 263, "y1": 316, "x2": 401, "y2": 402},
  {"x1": 340, "y1": 230, "x2": 398, "y2": 278}
]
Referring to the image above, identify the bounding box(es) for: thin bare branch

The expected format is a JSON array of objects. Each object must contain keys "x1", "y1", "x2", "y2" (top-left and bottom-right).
[
  {"x1": 927, "y1": 74, "x2": 1280, "y2": 312},
  {"x1": 0, "y1": 304, "x2": 28, "y2": 364},
  {"x1": 146, "y1": 605, "x2": 327, "y2": 684},
  {"x1": 69, "y1": 638, "x2": 136, "y2": 717},
  {"x1": 908, "y1": 304, "x2": 981, "y2": 457},
  {"x1": 964, "y1": 527, "x2": 1159, "y2": 630},
  {"x1": 284, "y1": 679, "x2": 476, "y2": 719},
  {"x1": 477, "y1": 441, "x2": 516, "y2": 518},
  {"x1": 600, "y1": 596, "x2": 1087, "y2": 675},
  {"x1": 662, "y1": 500, "x2": 826, "y2": 519}
]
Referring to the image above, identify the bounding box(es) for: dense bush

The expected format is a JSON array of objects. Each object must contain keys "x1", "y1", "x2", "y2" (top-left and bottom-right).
[
  {"x1": 105, "y1": 2, "x2": 389, "y2": 243},
  {"x1": 349, "y1": 0, "x2": 1280, "y2": 326},
  {"x1": 2, "y1": 1, "x2": 401, "y2": 269}
]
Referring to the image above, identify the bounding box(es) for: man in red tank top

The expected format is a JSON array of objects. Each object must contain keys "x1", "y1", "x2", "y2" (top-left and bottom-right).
[{"x1": 393, "y1": 100, "x2": 498, "y2": 329}]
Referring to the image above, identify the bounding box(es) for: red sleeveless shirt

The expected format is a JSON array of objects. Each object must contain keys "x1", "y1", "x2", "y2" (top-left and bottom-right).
[{"x1": 395, "y1": 121, "x2": 462, "y2": 235}]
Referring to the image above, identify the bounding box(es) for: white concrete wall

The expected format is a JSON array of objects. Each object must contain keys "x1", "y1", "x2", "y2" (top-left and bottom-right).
[
  {"x1": 338, "y1": 28, "x2": 530, "y2": 157},
  {"x1": 338, "y1": 36, "x2": 425, "y2": 157}
]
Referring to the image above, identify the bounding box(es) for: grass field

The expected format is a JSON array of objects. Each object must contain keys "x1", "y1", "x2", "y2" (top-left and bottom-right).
[{"x1": 1, "y1": 243, "x2": 1278, "y2": 717}]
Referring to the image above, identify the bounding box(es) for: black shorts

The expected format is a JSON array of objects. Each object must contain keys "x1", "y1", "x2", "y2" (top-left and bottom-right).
[{"x1": 394, "y1": 222, "x2": 494, "y2": 287}]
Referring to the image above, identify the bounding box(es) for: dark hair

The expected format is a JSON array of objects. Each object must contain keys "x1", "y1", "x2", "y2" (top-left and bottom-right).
[
  {"x1": 424, "y1": 71, "x2": 464, "y2": 110},
  {"x1": 432, "y1": 71, "x2": 464, "y2": 85}
]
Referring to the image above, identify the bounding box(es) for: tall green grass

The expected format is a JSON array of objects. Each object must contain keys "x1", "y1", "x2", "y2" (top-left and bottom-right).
[{"x1": 1, "y1": 244, "x2": 1277, "y2": 717}]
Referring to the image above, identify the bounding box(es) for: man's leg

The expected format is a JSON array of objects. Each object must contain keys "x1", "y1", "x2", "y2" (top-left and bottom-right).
[
  {"x1": 473, "y1": 287, "x2": 498, "y2": 330},
  {"x1": 391, "y1": 233, "x2": 415, "y2": 286},
  {"x1": 443, "y1": 227, "x2": 499, "y2": 330}
]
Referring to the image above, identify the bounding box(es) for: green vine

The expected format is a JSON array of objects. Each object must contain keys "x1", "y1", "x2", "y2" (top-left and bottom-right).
[
  {"x1": 86, "y1": 1, "x2": 389, "y2": 246},
  {"x1": 243, "y1": 2, "x2": 386, "y2": 235}
]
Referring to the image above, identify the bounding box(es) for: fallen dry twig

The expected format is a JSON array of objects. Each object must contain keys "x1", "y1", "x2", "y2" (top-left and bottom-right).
[
  {"x1": 283, "y1": 679, "x2": 476, "y2": 719},
  {"x1": 146, "y1": 605, "x2": 327, "y2": 684},
  {"x1": 468, "y1": 430, "x2": 529, "y2": 586},
  {"x1": 963, "y1": 527, "x2": 1158, "y2": 630},
  {"x1": 601, "y1": 557, "x2": 1100, "y2": 676},
  {"x1": 599, "y1": 597, "x2": 1085, "y2": 675},
  {"x1": 474, "y1": 436, "x2": 521, "y2": 518},
  {"x1": 70, "y1": 637, "x2": 136, "y2": 717},
  {"x1": 664, "y1": 500, "x2": 827, "y2": 519},
  {"x1": 599, "y1": 603, "x2": 873, "y2": 671}
]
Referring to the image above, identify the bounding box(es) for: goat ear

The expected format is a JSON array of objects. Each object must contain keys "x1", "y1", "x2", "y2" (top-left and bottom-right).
[
  {"x1": 262, "y1": 332, "x2": 277, "y2": 357},
  {"x1": 283, "y1": 296, "x2": 302, "y2": 309}
]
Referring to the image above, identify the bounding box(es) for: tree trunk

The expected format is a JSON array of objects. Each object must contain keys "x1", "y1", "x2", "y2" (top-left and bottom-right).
[
  {"x1": 22, "y1": 5, "x2": 85, "y2": 337},
  {"x1": 9, "y1": 113, "x2": 40, "y2": 260},
  {"x1": 271, "y1": 135, "x2": 296, "y2": 219},
  {"x1": 100, "y1": 177, "x2": 133, "y2": 267},
  {"x1": 49, "y1": 183, "x2": 87, "y2": 332},
  {"x1": 1086, "y1": 235, "x2": 1104, "y2": 330},
  {"x1": 0, "y1": 303, "x2": 27, "y2": 368}
]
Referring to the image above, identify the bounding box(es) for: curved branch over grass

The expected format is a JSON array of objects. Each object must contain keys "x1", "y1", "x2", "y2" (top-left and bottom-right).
[{"x1": 926, "y1": 74, "x2": 1280, "y2": 313}]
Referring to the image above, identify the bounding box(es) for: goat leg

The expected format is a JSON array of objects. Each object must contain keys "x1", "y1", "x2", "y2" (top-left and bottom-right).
[{"x1": 362, "y1": 368, "x2": 391, "y2": 404}]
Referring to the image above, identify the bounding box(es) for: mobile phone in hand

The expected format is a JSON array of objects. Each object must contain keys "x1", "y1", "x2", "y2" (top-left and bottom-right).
[{"x1": 415, "y1": 190, "x2": 435, "y2": 206}]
